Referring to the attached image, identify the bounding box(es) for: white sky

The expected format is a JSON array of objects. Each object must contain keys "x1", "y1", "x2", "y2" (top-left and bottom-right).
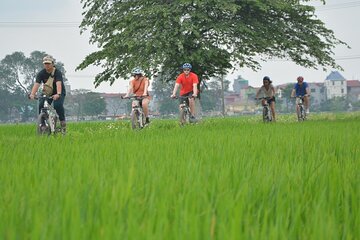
[{"x1": 0, "y1": 0, "x2": 359, "y2": 93}]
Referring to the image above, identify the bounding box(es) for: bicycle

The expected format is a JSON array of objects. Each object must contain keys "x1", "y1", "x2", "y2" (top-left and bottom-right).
[
  {"x1": 173, "y1": 96, "x2": 196, "y2": 125},
  {"x1": 33, "y1": 94, "x2": 62, "y2": 135},
  {"x1": 122, "y1": 95, "x2": 147, "y2": 129},
  {"x1": 255, "y1": 97, "x2": 273, "y2": 122},
  {"x1": 293, "y1": 95, "x2": 308, "y2": 121}
]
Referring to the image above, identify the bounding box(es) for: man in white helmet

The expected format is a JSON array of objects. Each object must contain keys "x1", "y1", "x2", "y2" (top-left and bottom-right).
[{"x1": 124, "y1": 67, "x2": 151, "y2": 124}]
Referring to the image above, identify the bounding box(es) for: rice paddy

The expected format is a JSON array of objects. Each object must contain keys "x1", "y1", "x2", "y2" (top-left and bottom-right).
[{"x1": 0, "y1": 112, "x2": 359, "y2": 239}]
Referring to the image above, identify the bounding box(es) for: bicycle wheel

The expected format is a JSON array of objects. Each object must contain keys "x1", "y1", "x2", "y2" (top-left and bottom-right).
[
  {"x1": 48, "y1": 115, "x2": 57, "y2": 134},
  {"x1": 298, "y1": 106, "x2": 304, "y2": 121},
  {"x1": 37, "y1": 112, "x2": 50, "y2": 135},
  {"x1": 263, "y1": 107, "x2": 269, "y2": 122},
  {"x1": 140, "y1": 111, "x2": 146, "y2": 127},
  {"x1": 302, "y1": 106, "x2": 306, "y2": 121},
  {"x1": 179, "y1": 108, "x2": 187, "y2": 125},
  {"x1": 138, "y1": 111, "x2": 146, "y2": 128},
  {"x1": 131, "y1": 110, "x2": 140, "y2": 129},
  {"x1": 268, "y1": 107, "x2": 273, "y2": 122}
]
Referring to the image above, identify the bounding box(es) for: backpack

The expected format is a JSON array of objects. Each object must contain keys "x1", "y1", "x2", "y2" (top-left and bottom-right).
[{"x1": 43, "y1": 68, "x2": 56, "y2": 96}]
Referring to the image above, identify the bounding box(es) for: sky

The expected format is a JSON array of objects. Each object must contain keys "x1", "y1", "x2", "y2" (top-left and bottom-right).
[{"x1": 0, "y1": 0, "x2": 359, "y2": 93}]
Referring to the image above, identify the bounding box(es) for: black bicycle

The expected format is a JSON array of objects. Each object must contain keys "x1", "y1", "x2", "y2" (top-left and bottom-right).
[
  {"x1": 255, "y1": 97, "x2": 273, "y2": 122},
  {"x1": 122, "y1": 95, "x2": 147, "y2": 129},
  {"x1": 34, "y1": 94, "x2": 62, "y2": 135}
]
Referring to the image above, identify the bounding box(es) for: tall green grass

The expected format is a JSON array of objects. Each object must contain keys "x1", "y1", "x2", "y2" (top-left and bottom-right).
[{"x1": 0, "y1": 113, "x2": 359, "y2": 239}]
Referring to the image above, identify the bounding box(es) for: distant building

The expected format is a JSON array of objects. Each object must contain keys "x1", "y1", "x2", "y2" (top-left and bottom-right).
[
  {"x1": 325, "y1": 71, "x2": 347, "y2": 99},
  {"x1": 308, "y1": 82, "x2": 326, "y2": 108},
  {"x1": 347, "y1": 80, "x2": 360, "y2": 102},
  {"x1": 233, "y1": 75, "x2": 249, "y2": 93}
]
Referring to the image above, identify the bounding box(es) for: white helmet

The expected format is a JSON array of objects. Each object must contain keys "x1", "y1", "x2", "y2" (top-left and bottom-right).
[{"x1": 131, "y1": 67, "x2": 144, "y2": 75}]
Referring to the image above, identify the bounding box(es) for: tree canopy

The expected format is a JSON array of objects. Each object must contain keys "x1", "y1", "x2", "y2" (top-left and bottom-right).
[
  {"x1": 0, "y1": 51, "x2": 68, "y2": 121},
  {"x1": 78, "y1": 0, "x2": 346, "y2": 86}
]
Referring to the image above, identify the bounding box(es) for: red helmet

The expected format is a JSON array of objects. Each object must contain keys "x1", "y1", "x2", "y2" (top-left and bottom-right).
[{"x1": 297, "y1": 76, "x2": 304, "y2": 81}]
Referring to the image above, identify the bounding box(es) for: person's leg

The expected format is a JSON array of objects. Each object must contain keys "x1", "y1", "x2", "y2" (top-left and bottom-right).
[
  {"x1": 53, "y1": 96, "x2": 66, "y2": 133},
  {"x1": 304, "y1": 96, "x2": 310, "y2": 113},
  {"x1": 270, "y1": 101, "x2": 276, "y2": 121},
  {"x1": 295, "y1": 98, "x2": 300, "y2": 118},
  {"x1": 189, "y1": 97, "x2": 196, "y2": 117},
  {"x1": 142, "y1": 98, "x2": 150, "y2": 123}
]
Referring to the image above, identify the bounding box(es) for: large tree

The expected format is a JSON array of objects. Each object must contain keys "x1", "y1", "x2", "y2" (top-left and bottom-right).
[
  {"x1": 0, "y1": 51, "x2": 69, "y2": 121},
  {"x1": 0, "y1": 51, "x2": 68, "y2": 94},
  {"x1": 78, "y1": 0, "x2": 346, "y2": 86}
]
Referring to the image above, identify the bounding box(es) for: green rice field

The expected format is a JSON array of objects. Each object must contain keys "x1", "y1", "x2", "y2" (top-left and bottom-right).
[{"x1": 0, "y1": 112, "x2": 359, "y2": 239}]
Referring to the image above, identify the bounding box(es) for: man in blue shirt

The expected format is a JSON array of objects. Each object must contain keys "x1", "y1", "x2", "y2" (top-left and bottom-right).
[{"x1": 291, "y1": 76, "x2": 310, "y2": 114}]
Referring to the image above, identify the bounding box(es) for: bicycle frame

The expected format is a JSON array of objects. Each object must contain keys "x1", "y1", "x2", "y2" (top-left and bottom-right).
[
  {"x1": 174, "y1": 96, "x2": 195, "y2": 125},
  {"x1": 37, "y1": 95, "x2": 60, "y2": 135},
  {"x1": 295, "y1": 96, "x2": 307, "y2": 121},
  {"x1": 122, "y1": 96, "x2": 147, "y2": 129},
  {"x1": 256, "y1": 97, "x2": 273, "y2": 122}
]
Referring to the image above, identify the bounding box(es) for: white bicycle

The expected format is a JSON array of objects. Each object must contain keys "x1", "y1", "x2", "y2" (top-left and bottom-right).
[
  {"x1": 122, "y1": 95, "x2": 147, "y2": 129},
  {"x1": 293, "y1": 95, "x2": 309, "y2": 121},
  {"x1": 255, "y1": 97, "x2": 273, "y2": 122},
  {"x1": 34, "y1": 94, "x2": 62, "y2": 135},
  {"x1": 173, "y1": 96, "x2": 196, "y2": 125}
]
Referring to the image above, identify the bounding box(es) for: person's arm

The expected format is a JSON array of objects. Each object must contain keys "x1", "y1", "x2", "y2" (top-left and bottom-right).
[
  {"x1": 171, "y1": 83, "x2": 180, "y2": 98},
  {"x1": 290, "y1": 89, "x2": 296, "y2": 98},
  {"x1": 53, "y1": 81, "x2": 62, "y2": 100},
  {"x1": 192, "y1": 74, "x2": 199, "y2": 97},
  {"x1": 192, "y1": 83, "x2": 198, "y2": 97},
  {"x1": 143, "y1": 78, "x2": 149, "y2": 96},
  {"x1": 29, "y1": 82, "x2": 41, "y2": 99},
  {"x1": 271, "y1": 86, "x2": 276, "y2": 97}
]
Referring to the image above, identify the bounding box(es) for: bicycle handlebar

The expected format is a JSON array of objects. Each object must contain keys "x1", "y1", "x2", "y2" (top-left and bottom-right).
[
  {"x1": 255, "y1": 97, "x2": 273, "y2": 100},
  {"x1": 171, "y1": 95, "x2": 195, "y2": 99},
  {"x1": 28, "y1": 94, "x2": 53, "y2": 100},
  {"x1": 291, "y1": 94, "x2": 310, "y2": 98},
  {"x1": 121, "y1": 95, "x2": 147, "y2": 100}
]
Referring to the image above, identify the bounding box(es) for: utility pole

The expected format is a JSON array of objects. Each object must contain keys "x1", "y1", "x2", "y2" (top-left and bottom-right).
[{"x1": 220, "y1": 75, "x2": 225, "y2": 116}]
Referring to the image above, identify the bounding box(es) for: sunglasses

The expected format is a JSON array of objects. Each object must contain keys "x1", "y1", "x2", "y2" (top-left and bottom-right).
[{"x1": 183, "y1": 69, "x2": 191, "y2": 72}]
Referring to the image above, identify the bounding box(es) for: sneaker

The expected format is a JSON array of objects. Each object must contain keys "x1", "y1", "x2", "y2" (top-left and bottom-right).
[
  {"x1": 145, "y1": 117, "x2": 150, "y2": 124},
  {"x1": 306, "y1": 109, "x2": 310, "y2": 114},
  {"x1": 60, "y1": 121, "x2": 66, "y2": 135}
]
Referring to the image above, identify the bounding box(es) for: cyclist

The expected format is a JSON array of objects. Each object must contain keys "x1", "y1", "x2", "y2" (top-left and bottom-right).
[
  {"x1": 255, "y1": 76, "x2": 276, "y2": 121},
  {"x1": 29, "y1": 55, "x2": 67, "y2": 133},
  {"x1": 291, "y1": 76, "x2": 310, "y2": 114},
  {"x1": 124, "y1": 67, "x2": 151, "y2": 124},
  {"x1": 171, "y1": 63, "x2": 199, "y2": 121}
]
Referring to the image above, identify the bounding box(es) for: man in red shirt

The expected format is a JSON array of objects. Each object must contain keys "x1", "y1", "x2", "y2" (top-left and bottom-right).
[{"x1": 171, "y1": 63, "x2": 199, "y2": 119}]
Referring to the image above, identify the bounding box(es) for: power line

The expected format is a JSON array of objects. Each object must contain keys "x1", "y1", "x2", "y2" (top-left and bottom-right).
[
  {"x1": 335, "y1": 55, "x2": 360, "y2": 61},
  {"x1": 265, "y1": 55, "x2": 360, "y2": 62},
  {"x1": 315, "y1": 1, "x2": 360, "y2": 11},
  {"x1": 0, "y1": 21, "x2": 80, "y2": 28}
]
